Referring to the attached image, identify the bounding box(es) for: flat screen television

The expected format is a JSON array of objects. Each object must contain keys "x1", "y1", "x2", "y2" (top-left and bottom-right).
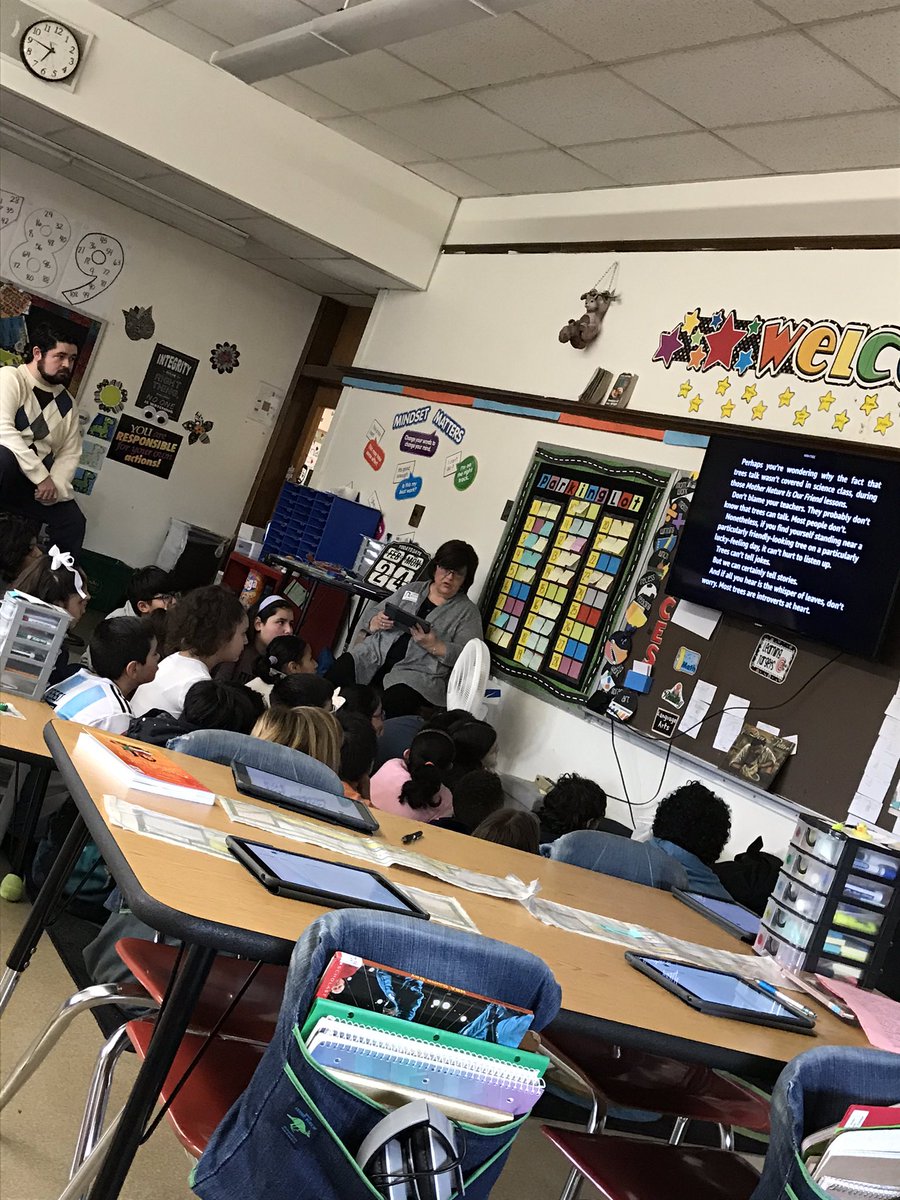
[{"x1": 667, "y1": 436, "x2": 900, "y2": 658}]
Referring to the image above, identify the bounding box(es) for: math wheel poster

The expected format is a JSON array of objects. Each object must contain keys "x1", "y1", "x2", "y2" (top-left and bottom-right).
[{"x1": 482, "y1": 444, "x2": 667, "y2": 701}]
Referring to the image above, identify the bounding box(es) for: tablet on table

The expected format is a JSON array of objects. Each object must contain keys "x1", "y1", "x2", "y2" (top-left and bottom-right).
[
  {"x1": 226, "y1": 835, "x2": 429, "y2": 919},
  {"x1": 673, "y1": 890, "x2": 761, "y2": 943},
  {"x1": 626, "y1": 954, "x2": 816, "y2": 1032},
  {"x1": 232, "y1": 763, "x2": 379, "y2": 834}
]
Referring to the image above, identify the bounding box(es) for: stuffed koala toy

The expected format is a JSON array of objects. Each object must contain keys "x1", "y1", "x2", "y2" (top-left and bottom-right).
[{"x1": 559, "y1": 288, "x2": 616, "y2": 350}]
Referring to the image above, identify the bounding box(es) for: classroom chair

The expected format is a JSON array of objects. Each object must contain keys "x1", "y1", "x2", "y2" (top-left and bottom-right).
[
  {"x1": 166, "y1": 728, "x2": 345, "y2": 795},
  {"x1": 541, "y1": 1044, "x2": 900, "y2": 1200},
  {"x1": 544, "y1": 829, "x2": 689, "y2": 892}
]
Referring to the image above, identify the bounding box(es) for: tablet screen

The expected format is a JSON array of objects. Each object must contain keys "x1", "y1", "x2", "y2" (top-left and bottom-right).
[
  {"x1": 640, "y1": 958, "x2": 798, "y2": 1019},
  {"x1": 683, "y1": 893, "x2": 760, "y2": 937},
  {"x1": 246, "y1": 841, "x2": 416, "y2": 913},
  {"x1": 242, "y1": 766, "x2": 365, "y2": 821}
]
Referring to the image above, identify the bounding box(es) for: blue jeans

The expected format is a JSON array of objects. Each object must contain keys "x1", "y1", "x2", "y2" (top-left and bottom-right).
[
  {"x1": 191, "y1": 909, "x2": 561, "y2": 1200},
  {"x1": 544, "y1": 830, "x2": 689, "y2": 892},
  {"x1": 751, "y1": 1045, "x2": 900, "y2": 1200}
]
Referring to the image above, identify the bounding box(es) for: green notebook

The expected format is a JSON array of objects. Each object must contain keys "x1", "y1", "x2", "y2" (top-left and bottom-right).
[{"x1": 299, "y1": 998, "x2": 549, "y2": 1077}]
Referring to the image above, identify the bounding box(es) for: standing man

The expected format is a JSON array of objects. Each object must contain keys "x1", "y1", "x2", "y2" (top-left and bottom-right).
[{"x1": 0, "y1": 323, "x2": 86, "y2": 554}]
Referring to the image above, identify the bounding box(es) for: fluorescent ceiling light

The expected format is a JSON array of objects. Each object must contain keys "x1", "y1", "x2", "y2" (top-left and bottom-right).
[
  {"x1": 0, "y1": 120, "x2": 249, "y2": 252},
  {"x1": 212, "y1": 0, "x2": 540, "y2": 83}
]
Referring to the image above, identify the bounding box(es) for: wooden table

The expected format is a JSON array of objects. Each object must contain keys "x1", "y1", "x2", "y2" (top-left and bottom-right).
[
  {"x1": 0, "y1": 691, "x2": 55, "y2": 880},
  {"x1": 8, "y1": 719, "x2": 869, "y2": 1200}
]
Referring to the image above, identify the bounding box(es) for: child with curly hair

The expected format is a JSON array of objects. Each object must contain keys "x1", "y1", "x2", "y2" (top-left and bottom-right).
[{"x1": 131, "y1": 585, "x2": 247, "y2": 718}]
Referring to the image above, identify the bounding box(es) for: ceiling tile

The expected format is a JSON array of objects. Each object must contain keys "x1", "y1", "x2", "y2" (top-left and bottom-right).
[
  {"x1": 235, "y1": 238, "x2": 289, "y2": 260},
  {"x1": 228, "y1": 216, "x2": 334, "y2": 256},
  {"x1": 134, "y1": 9, "x2": 230, "y2": 57},
  {"x1": 763, "y1": 0, "x2": 900, "y2": 21},
  {"x1": 570, "y1": 130, "x2": 770, "y2": 182},
  {"x1": 47, "y1": 126, "x2": 161, "y2": 179},
  {"x1": 321, "y1": 115, "x2": 435, "y2": 164},
  {"x1": 312, "y1": 258, "x2": 404, "y2": 291},
  {"x1": 409, "y1": 161, "x2": 499, "y2": 196},
  {"x1": 525, "y1": 0, "x2": 785, "y2": 63},
  {"x1": 369, "y1": 95, "x2": 544, "y2": 158},
  {"x1": 718, "y1": 109, "x2": 900, "y2": 171},
  {"x1": 290, "y1": 49, "x2": 449, "y2": 111},
  {"x1": 167, "y1": 0, "x2": 317, "y2": 45},
  {"x1": 90, "y1": 0, "x2": 166, "y2": 15},
  {"x1": 252, "y1": 76, "x2": 347, "y2": 119},
  {"x1": 389, "y1": 13, "x2": 590, "y2": 90},
  {"x1": 140, "y1": 172, "x2": 258, "y2": 219},
  {"x1": 807, "y1": 11, "x2": 900, "y2": 97},
  {"x1": 476, "y1": 67, "x2": 694, "y2": 145},
  {"x1": 0, "y1": 91, "x2": 71, "y2": 136},
  {"x1": 454, "y1": 148, "x2": 616, "y2": 193},
  {"x1": 616, "y1": 31, "x2": 892, "y2": 126}
]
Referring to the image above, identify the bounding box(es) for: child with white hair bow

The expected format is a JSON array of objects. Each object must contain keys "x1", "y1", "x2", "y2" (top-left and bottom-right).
[{"x1": 13, "y1": 544, "x2": 90, "y2": 685}]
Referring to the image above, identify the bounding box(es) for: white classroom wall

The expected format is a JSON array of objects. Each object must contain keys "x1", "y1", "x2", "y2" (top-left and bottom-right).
[
  {"x1": 1, "y1": 153, "x2": 320, "y2": 566},
  {"x1": 314, "y1": 246, "x2": 900, "y2": 859}
]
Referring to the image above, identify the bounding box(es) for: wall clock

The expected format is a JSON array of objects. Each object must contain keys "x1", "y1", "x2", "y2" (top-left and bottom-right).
[{"x1": 20, "y1": 19, "x2": 80, "y2": 81}]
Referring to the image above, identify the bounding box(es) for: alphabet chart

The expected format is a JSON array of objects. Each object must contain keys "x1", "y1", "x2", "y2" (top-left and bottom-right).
[{"x1": 482, "y1": 447, "x2": 667, "y2": 700}]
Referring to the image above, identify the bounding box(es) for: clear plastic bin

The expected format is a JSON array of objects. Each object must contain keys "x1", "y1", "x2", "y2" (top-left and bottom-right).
[
  {"x1": 815, "y1": 957, "x2": 863, "y2": 984},
  {"x1": 784, "y1": 845, "x2": 838, "y2": 893},
  {"x1": 852, "y1": 846, "x2": 899, "y2": 883},
  {"x1": 842, "y1": 873, "x2": 893, "y2": 908},
  {"x1": 832, "y1": 902, "x2": 883, "y2": 937},
  {"x1": 822, "y1": 928, "x2": 872, "y2": 966},
  {"x1": 762, "y1": 899, "x2": 817, "y2": 949},
  {"x1": 791, "y1": 818, "x2": 843, "y2": 865},
  {"x1": 753, "y1": 925, "x2": 807, "y2": 972},
  {"x1": 773, "y1": 874, "x2": 828, "y2": 921}
]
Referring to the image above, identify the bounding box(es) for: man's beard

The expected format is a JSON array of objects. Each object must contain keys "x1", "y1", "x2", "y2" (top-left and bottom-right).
[{"x1": 35, "y1": 361, "x2": 72, "y2": 386}]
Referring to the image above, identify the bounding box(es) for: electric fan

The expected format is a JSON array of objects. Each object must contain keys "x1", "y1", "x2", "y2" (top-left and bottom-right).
[{"x1": 446, "y1": 639, "x2": 490, "y2": 718}]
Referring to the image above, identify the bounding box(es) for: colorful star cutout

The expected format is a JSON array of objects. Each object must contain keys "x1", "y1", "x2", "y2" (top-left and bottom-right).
[
  {"x1": 748, "y1": 317, "x2": 762, "y2": 335},
  {"x1": 688, "y1": 393, "x2": 702, "y2": 412},
  {"x1": 832, "y1": 410, "x2": 850, "y2": 432},
  {"x1": 742, "y1": 383, "x2": 757, "y2": 402},
  {"x1": 703, "y1": 310, "x2": 745, "y2": 371},
  {"x1": 682, "y1": 309, "x2": 701, "y2": 336},
  {"x1": 653, "y1": 325, "x2": 684, "y2": 368},
  {"x1": 860, "y1": 394, "x2": 879, "y2": 416},
  {"x1": 720, "y1": 398, "x2": 735, "y2": 419},
  {"x1": 689, "y1": 345, "x2": 706, "y2": 369},
  {"x1": 689, "y1": 328, "x2": 704, "y2": 347},
  {"x1": 778, "y1": 387, "x2": 795, "y2": 407},
  {"x1": 874, "y1": 413, "x2": 894, "y2": 436},
  {"x1": 734, "y1": 349, "x2": 755, "y2": 374},
  {"x1": 716, "y1": 377, "x2": 731, "y2": 396},
  {"x1": 793, "y1": 406, "x2": 810, "y2": 427},
  {"x1": 710, "y1": 310, "x2": 724, "y2": 331},
  {"x1": 818, "y1": 391, "x2": 837, "y2": 411},
  {"x1": 677, "y1": 381, "x2": 692, "y2": 398},
  {"x1": 751, "y1": 401, "x2": 767, "y2": 422}
]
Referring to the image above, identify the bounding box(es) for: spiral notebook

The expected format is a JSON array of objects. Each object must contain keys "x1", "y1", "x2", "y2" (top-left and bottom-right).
[{"x1": 305, "y1": 1015, "x2": 546, "y2": 1117}]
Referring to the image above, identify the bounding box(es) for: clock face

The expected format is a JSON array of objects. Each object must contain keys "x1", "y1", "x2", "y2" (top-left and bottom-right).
[{"x1": 20, "y1": 20, "x2": 81, "y2": 81}]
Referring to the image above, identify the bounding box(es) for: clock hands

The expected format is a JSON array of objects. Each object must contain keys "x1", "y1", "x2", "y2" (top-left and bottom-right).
[{"x1": 39, "y1": 45, "x2": 57, "y2": 62}]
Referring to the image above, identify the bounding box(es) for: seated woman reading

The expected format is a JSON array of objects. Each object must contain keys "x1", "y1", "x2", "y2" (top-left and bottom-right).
[{"x1": 328, "y1": 540, "x2": 482, "y2": 719}]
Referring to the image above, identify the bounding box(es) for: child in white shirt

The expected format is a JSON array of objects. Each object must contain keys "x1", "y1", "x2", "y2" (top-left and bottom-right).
[{"x1": 46, "y1": 616, "x2": 159, "y2": 733}]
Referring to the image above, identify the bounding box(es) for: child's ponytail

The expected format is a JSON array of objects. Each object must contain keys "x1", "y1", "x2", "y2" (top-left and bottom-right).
[{"x1": 400, "y1": 729, "x2": 455, "y2": 811}]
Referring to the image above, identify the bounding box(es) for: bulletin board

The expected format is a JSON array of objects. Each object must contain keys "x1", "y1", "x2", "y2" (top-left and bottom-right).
[{"x1": 481, "y1": 444, "x2": 669, "y2": 701}]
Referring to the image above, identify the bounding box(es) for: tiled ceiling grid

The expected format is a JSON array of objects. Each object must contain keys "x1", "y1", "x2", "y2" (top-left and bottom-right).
[{"x1": 93, "y1": 0, "x2": 900, "y2": 196}]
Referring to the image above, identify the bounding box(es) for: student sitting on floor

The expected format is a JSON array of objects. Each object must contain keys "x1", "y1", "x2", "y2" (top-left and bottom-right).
[
  {"x1": 128, "y1": 678, "x2": 264, "y2": 745},
  {"x1": 369, "y1": 729, "x2": 455, "y2": 824},
  {"x1": 131, "y1": 585, "x2": 247, "y2": 719},
  {"x1": 473, "y1": 808, "x2": 540, "y2": 854},
  {"x1": 14, "y1": 546, "x2": 91, "y2": 684},
  {"x1": 0, "y1": 512, "x2": 41, "y2": 593},
  {"x1": 450, "y1": 767, "x2": 505, "y2": 833},
  {"x1": 216, "y1": 593, "x2": 296, "y2": 685},
  {"x1": 269, "y1": 672, "x2": 336, "y2": 711},
  {"x1": 245, "y1": 634, "x2": 317, "y2": 703},
  {"x1": 252, "y1": 705, "x2": 342, "y2": 774},
  {"x1": 45, "y1": 616, "x2": 159, "y2": 733},
  {"x1": 337, "y1": 710, "x2": 377, "y2": 802},
  {"x1": 336, "y1": 682, "x2": 385, "y2": 737},
  {"x1": 647, "y1": 781, "x2": 735, "y2": 901},
  {"x1": 106, "y1": 565, "x2": 176, "y2": 619},
  {"x1": 536, "y1": 773, "x2": 632, "y2": 844}
]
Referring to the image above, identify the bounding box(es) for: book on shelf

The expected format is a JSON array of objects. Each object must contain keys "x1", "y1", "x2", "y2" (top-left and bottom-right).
[{"x1": 78, "y1": 728, "x2": 215, "y2": 805}]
